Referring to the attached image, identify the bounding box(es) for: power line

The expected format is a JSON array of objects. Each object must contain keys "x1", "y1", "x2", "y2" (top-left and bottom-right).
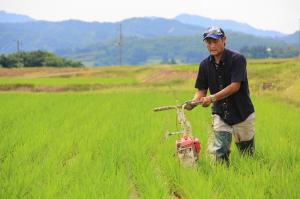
[
  {"x1": 1, "y1": 40, "x2": 22, "y2": 54},
  {"x1": 0, "y1": 41, "x2": 13, "y2": 53}
]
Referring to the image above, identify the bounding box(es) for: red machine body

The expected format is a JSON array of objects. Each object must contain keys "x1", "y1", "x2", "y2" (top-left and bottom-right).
[{"x1": 176, "y1": 136, "x2": 201, "y2": 161}]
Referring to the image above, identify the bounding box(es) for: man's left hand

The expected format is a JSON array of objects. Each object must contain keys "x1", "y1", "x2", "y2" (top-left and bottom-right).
[{"x1": 201, "y1": 96, "x2": 212, "y2": 107}]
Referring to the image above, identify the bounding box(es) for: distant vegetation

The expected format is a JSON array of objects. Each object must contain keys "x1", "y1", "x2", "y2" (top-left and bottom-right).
[
  {"x1": 0, "y1": 51, "x2": 84, "y2": 68},
  {"x1": 239, "y1": 45, "x2": 299, "y2": 58},
  {"x1": 61, "y1": 36, "x2": 299, "y2": 66}
]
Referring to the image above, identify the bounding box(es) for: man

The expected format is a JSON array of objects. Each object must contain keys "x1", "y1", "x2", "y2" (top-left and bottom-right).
[{"x1": 186, "y1": 26, "x2": 255, "y2": 165}]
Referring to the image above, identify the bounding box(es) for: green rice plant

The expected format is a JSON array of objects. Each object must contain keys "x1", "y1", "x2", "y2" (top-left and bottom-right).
[
  {"x1": 0, "y1": 91, "x2": 299, "y2": 198},
  {"x1": 0, "y1": 58, "x2": 299, "y2": 198}
]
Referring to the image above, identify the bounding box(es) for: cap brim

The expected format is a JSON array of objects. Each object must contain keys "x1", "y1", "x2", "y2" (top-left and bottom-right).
[{"x1": 203, "y1": 34, "x2": 222, "y2": 41}]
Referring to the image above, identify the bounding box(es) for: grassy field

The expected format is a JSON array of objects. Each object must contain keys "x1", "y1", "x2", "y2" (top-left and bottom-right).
[{"x1": 0, "y1": 58, "x2": 300, "y2": 198}]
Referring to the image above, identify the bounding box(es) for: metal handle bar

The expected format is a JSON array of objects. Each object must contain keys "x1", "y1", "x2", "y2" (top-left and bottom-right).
[{"x1": 153, "y1": 101, "x2": 202, "y2": 112}]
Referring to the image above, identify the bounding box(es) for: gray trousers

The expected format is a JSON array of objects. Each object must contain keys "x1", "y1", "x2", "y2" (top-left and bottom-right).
[{"x1": 207, "y1": 113, "x2": 255, "y2": 162}]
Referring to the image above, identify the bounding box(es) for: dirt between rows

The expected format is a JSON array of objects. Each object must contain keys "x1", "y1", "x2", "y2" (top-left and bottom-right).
[
  {"x1": 0, "y1": 67, "x2": 89, "y2": 77},
  {"x1": 0, "y1": 84, "x2": 112, "y2": 92},
  {"x1": 0, "y1": 68, "x2": 198, "y2": 92}
]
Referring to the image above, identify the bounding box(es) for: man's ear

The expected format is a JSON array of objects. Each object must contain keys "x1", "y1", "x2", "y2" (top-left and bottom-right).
[{"x1": 222, "y1": 36, "x2": 227, "y2": 46}]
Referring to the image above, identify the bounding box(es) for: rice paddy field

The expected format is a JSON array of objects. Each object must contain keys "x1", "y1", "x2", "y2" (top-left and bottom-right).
[{"x1": 0, "y1": 58, "x2": 300, "y2": 199}]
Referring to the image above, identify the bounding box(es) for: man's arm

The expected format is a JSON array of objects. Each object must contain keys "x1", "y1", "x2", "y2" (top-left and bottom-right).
[
  {"x1": 192, "y1": 89, "x2": 207, "y2": 102},
  {"x1": 202, "y1": 82, "x2": 241, "y2": 107}
]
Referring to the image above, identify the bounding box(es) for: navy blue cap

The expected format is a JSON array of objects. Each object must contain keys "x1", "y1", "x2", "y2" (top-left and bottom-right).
[{"x1": 203, "y1": 26, "x2": 225, "y2": 41}]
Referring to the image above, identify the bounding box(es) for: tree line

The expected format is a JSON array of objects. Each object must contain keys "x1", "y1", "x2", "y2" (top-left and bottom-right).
[
  {"x1": 61, "y1": 36, "x2": 298, "y2": 66},
  {"x1": 0, "y1": 51, "x2": 84, "y2": 68}
]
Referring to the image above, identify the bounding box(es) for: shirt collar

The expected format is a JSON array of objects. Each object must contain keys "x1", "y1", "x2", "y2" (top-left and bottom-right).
[{"x1": 209, "y1": 48, "x2": 227, "y2": 64}]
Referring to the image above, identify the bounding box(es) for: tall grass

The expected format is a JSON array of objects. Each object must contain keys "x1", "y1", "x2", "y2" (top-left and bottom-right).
[
  {"x1": 0, "y1": 58, "x2": 299, "y2": 198},
  {"x1": 0, "y1": 91, "x2": 299, "y2": 198}
]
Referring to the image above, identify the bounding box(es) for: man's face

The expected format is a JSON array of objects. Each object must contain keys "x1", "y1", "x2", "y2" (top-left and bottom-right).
[{"x1": 204, "y1": 37, "x2": 226, "y2": 56}]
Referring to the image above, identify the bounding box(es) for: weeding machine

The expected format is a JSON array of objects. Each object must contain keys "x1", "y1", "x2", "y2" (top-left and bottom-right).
[{"x1": 154, "y1": 101, "x2": 201, "y2": 165}]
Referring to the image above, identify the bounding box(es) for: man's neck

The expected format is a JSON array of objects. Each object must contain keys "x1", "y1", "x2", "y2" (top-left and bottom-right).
[
  {"x1": 213, "y1": 49, "x2": 225, "y2": 64},
  {"x1": 214, "y1": 54, "x2": 222, "y2": 64}
]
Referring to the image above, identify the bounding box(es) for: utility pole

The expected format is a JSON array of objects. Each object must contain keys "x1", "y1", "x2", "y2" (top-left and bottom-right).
[
  {"x1": 16, "y1": 40, "x2": 22, "y2": 53},
  {"x1": 299, "y1": 18, "x2": 300, "y2": 57},
  {"x1": 118, "y1": 23, "x2": 123, "y2": 65},
  {"x1": 118, "y1": 22, "x2": 123, "y2": 66}
]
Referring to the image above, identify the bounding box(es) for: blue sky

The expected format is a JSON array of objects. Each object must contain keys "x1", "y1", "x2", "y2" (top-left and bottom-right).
[{"x1": 0, "y1": 0, "x2": 299, "y2": 34}]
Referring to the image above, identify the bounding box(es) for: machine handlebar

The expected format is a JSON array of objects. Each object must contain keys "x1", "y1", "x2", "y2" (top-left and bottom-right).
[{"x1": 153, "y1": 101, "x2": 202, "y2": 112}]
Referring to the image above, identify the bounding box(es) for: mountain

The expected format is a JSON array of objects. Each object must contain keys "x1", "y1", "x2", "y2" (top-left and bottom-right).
[
  {"x1": 0, "y1": 18, "x2": 204, "y2": 53},
  {"x1": 60, "y1": 34, "x2": 298, "y2": 66},
  {"x1": 280, "y1": 31, "x2": 299, "y2": 44},
  {"x1": 174, "y1": 14, "x2": 286, "y2": 38},
  {"x1": 121, "y1": 17, "x2": 204, "y2": 37},
  {"x1": 0, "y1": 20, "x2": 117, "y2": 52},
  {"x1": 0, "y1": 13, "x2": 298, "y2": 66},
  {"x1": 0, "y1": 10, "x2": 35, "y2": 23}
]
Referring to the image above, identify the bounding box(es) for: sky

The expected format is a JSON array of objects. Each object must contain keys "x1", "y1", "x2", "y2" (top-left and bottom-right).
[{"x1": 0, "y1": 0, "x2": 299, "y2": 34}]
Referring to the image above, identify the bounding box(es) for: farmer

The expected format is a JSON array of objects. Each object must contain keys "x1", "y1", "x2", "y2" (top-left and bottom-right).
[{"x1": 186, "y1": 26, "x2": 255, "y2": 165}]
